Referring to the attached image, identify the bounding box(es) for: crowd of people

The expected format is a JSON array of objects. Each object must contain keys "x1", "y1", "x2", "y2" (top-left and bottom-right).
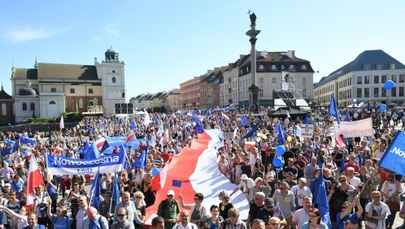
[{"x1": 0, "y1": 105, "x2": 404, "y2": 229}]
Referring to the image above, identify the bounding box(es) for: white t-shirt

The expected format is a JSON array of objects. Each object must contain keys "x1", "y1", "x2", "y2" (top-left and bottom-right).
[
  {"x1": 292, "y1": 208, "x2": 309, "y2": 229},
  {"x1": 349, "y1": 176, "x2": 362, "y2": 188},
  {"x1": 290, "y1": 185, "x2": 312, "y2": 207},
  {"x1": 365, "y1": 202, "x2": 390, "y2": 229}
]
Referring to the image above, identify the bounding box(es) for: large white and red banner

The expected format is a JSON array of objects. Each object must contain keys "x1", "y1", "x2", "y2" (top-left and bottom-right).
[
  {"x1": 333, "y1": 117, "x2": 373, "y2": 138},
  {"x1": 145, "y1": 129, "x2": 249, "y2": 222}
]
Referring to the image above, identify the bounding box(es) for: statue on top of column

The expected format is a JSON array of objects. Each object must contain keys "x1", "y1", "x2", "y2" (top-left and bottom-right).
[{"x1": 248, "y1": 11, "x2": 256, "y2": 26}]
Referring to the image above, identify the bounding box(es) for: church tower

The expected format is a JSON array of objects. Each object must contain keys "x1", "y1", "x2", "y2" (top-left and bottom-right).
[{"x1": 95, "y1": 47, "x2": 126, "y2": 116}]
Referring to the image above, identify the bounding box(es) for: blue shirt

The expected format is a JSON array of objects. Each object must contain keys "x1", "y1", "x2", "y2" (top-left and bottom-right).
[{"x1": 336, "y1": 212, "x2": 359, "y2": 229}]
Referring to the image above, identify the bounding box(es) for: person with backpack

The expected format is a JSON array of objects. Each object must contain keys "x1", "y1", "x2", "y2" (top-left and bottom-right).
[{"x1": 82, "y1": 207, "x2": 109, "y2": 229}]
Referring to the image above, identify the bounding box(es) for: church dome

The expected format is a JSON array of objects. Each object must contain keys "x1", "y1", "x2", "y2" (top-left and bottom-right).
[{"x1": 19, "y1": 88, "x2": 37, "y2": 96}]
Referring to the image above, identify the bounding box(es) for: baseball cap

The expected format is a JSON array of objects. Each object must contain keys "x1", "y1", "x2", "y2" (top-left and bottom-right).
[
  {"x1": 240, "y1": 174, "x2": 248, "y2": 180},
  {"x1": 167, "y1": 190, "x2": 175, "y2": 196}
]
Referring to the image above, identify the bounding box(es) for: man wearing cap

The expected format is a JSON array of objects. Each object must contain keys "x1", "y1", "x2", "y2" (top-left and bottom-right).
[
  {"x1": 290, "y1": 178, "x2": 312, "y2": 209},
  {"x1": 248, "y1": 177, "x2": 271, "y2": 203},
  {"x1": 256, "y1": 198, "x2": 275, "y2": 226},
  {"x1": 157, "y1": 190, "x2": 180, "y2": 229}
]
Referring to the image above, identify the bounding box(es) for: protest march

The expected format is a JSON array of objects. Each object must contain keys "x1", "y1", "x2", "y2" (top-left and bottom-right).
[{"x1": 0, "y1": 100, "x2": 405, "y2": 229}]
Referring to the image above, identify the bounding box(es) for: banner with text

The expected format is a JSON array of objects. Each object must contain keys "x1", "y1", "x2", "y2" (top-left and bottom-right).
[
  {"x1": 47, "y1": 152, "x2": 125, "y2": 176},
  {"x1": 378, "y1": 131, "x2": 405, "y2": 177},
  {"x1": 333, "y1": 118, "x2": 373, "y2": 138},
  {"x1": 300, "y1": 124, "x2": 314, "y2": 139}
]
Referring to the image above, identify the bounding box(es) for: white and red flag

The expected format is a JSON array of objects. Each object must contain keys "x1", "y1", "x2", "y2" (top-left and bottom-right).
[
  {"x1": 145, "y1": 129, "x2": 249, "y2": 223},
  {"x1": 26, "y1": 156, "x2": 45, "y2": 210},
  {"x1": 221, "y1": 112, "x2": 230, "y2": 121},
  {"x1": 126, "y1": 133, "x2": 137, "y2": 144},
  {"x1": 59, "y1": 115, "x2": 64, "y2": 130}
]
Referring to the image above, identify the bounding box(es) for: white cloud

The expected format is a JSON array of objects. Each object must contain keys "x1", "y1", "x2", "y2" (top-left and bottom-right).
[{"x1": 6, "y1": 27, "x2": 63, "y2": 43}]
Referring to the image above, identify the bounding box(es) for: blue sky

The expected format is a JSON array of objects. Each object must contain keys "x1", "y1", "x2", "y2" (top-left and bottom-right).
[{"x1": 1, "y1": 1, "x2": 404, "y2": 99}]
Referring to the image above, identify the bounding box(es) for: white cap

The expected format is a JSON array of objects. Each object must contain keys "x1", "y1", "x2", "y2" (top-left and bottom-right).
[
  {"x1": 167, "y1": 190, "x2": 175, "y2": 196},
  {"x1": 240, "y1": 174, "x2": 248, "y2": 180}
]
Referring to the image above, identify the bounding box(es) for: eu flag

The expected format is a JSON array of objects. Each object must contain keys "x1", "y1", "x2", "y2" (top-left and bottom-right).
[
  {"x1": 243, "y1": 123, "x2": 258, "y2": 139},
  {"x1": 19, "y1": 135, "x2": 35, "y2": 146},
  {"x1": 132, "y1": 150, "x2": 146, "y2": 169},
  {"x1": 112, "y1": 172, "x2": 120, "y2": 205},
  {"x1": 89, "y1": 168, "x2": 101, "y2": 208},
  {"x1": 378, "y1": 131, "x2": 405, "y2": 176},
  {"x1": 275, "y1": 123, "x2": 285, "y2": 145},
  {"x1": 328, "y1": 95, "x2": 340, "y2": 125},
  {"x1": 316, "y1": 167, "x2": 332, "y2": 228},
  {"x1": 304, "y1": 114, "x2": 310, "y2": 124},
  {"x1": 130, "y1": 121, "x2": 137, "y2": 130},
  {"x1": 83, "y1": 143, "x2": 100, "y2": 159},
  {"x1": 240, "y1": 116, "x2": 250, "y2": 128},
  {"x1": 193, "y1": 123, "x2": 204, "y2": 134},
  {"x1": 172, "y1": 179, "x2": 182, "y2": 187}
]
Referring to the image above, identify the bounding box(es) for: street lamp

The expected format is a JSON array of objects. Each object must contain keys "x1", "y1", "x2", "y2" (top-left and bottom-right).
[{"x1": 246, "y1": 11, "x2": 260, "y2": 113}]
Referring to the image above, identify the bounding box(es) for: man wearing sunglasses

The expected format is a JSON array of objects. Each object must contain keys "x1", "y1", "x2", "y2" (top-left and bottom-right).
[{"x1": 111, "y1": 207, "x2": 135, "y2": 229}]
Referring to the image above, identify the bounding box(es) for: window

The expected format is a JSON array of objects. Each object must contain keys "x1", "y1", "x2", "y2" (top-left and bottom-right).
[
  {"x1": 357, "y1": 88, "x2": 362, "y2": 98},
  {"x1": 400, "y1": 74, "x2": 405, "y2": 83},
  {"x1": 382, "y1": 75, "x2": 387, "y2": 83},
  {"x1": 392, "y1": 75, "x2": 397, "y2": 82},
  {"x1": 272, "y1": 77, "x2": 276, "y2": 83},
  {"x1": 364, "y1": 88, "x2": 370, "y2": 98},
  {"x1": 301, "y1": 64, "x2": 308, "y2": 71},
  {"x1": 392, "y1": 87, "x2": 397, "y2": 97},
  {"x1": 70, "y1": 88, "x2": 75, "y2": 94},
  {"x1": 271, "y1": 65, "x2": 278, "y2": 71},
  {"x1": 30, "y1": 103, "x2": 35, "y2": 111},
  {"x1": 374, "y1": 88, "x2": 379, "y2": 97},
  {"x1": 363, "y1": 64, "x2": 371, "y2": 70},
  {"x1": 357, "y1": 76, "x2": 362, "y2": 84},
  {"x1": 400, "y1": 87, "x2": 404, "y2": 97},
  {"x1": 1, "y1": 103, "x2": 6, "y2": 116},
  {"x1": 22, "y1": 103, "x2": 27, "y2": 111},
  {"x1": 259, "y1": 77, "x2": 264, "y2": 83},
  {"x1": 49, "y1": 101, "x2": 56, "y2": 104},
  {"x1": 390, "y1": 63, "x2": 396, "y2": 69},
  {"x1": 112, "y1": 77, "x2": 117, "y2": 83},
  {"x1": 376, "y1": 63, "x2": 384, "y2": 70},
  {"x1": 289, "y1": 64, "x2": 295, "y2": 71},
  {"x1": 258, "y1": 64, "x2": 265, "y2": 71},
  {"x1": 374, "y1": 75, "x2": 379, "y2": 84},
  {"x1": 381, "y1": 88, "x2": 386, "y2": 97},
  {"x1": 88, "y1": 88, "x2": 93, "y2": 94},
  {"x1": 364, "y1": 75, "x2": 370, "y2": 84},
  {"x1": 51, "y1": 88, "x2": 56, "y2": 93}
]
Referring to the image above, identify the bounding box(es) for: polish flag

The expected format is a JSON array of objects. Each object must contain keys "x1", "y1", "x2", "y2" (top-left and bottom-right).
[
  {"x1": 335, "y1": 134, "x2": 345, "y2": 148},
  {"x1": 163, "y1": 129, "x2": 169, "y2": 144},
  {"x1": 145, "y1": 129, "x2": 249, "y2": 223},
  {"x1": 244, "y1": 141, "x2": 256, "y2": 149},
  {"x1": 186, "y1": 113, "x2": 193, "y2": 118},
  {"x1": 26, "y1": 156, "x2": 45, "y2": 210},
  {"x1": 126, "y1": 133, "x2": 137, "y2": 144},
  {"x1": 151, "y1": 163, "x2": 168, "y2": 191},
  {"x1": 221, "y1": 113, "x2": 230, "y2": 121},
  {"x1": 95, "y1": 137, "x2": 107, "y2": 149},
  {"x1": 59, "y1": 115, "x2": 64, "y2": 130}
]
